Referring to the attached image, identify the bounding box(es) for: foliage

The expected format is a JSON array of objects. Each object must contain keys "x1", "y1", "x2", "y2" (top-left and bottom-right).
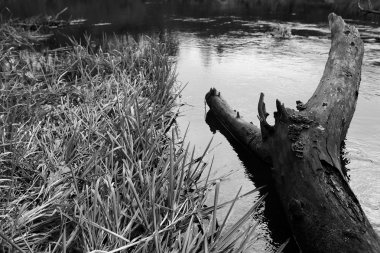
[{"x1": 0, "y1": 18, "x2": 265, "y2": 252}]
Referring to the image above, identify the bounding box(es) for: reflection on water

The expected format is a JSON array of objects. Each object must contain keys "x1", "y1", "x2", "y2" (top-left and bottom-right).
[{"x1": 3, "y1": 0, "x2": 380, "y2": 252}]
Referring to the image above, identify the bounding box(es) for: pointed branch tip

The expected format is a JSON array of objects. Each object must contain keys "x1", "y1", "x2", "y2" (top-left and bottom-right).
[
  {"x1": 275, "y1": 99, "x2": 289, "y2": 121},
  {"x1": 206, "y1": 87, "x2": 219, "y2": 100},
  {"x1": 258, "y1": 92, "x2": 274, "y2": 137}
]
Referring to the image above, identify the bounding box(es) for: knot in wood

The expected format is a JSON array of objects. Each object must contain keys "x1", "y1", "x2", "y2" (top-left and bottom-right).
[
  {"x1": 292, "y1": 140, "x2": 305, "y2": 158},
  {"x1": 296, "y1": 100, "x2": 307, "y2": 111}
]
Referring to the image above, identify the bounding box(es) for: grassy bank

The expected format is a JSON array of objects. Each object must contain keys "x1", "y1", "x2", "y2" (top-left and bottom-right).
[{"x1": 0, "y1": 18, "x2": 263, "y2": 252}]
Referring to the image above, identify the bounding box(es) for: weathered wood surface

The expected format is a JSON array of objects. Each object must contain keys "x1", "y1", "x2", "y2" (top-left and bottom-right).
[{"x1": 205, "y1": 13, "x2": 380, "y2": 253}]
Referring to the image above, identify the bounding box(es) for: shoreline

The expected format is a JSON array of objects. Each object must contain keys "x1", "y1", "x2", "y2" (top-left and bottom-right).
[{"x1": 0, "y1": 16, "x2": 264, "y2": 252}]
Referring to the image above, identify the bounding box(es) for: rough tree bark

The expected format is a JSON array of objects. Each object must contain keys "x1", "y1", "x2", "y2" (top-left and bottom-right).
[{"x1": 205, "y1": 13, "x2": 380, "y2": 253}]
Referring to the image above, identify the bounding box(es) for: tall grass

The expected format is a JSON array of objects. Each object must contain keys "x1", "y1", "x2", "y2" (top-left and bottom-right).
[{"x1": 0, "y1": 19, "x2": 265, "y2": 252}]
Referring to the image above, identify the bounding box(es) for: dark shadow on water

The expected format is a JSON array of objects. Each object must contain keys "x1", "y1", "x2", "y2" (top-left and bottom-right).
[
  {"x1": 205, "y1": 110, "x2": 300, "y2": 253},
  {"x1": 2, "y1": 0, "x2": 380, "y2": 31},
  {"x1": 3, "y1": 0, "x2": 380, "y2": 51}
]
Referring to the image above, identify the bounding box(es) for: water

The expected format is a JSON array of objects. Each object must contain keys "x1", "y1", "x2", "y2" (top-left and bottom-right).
[
  {"x1": 3, "y1": 1, "x2": 380, "y2": 251},
  {"x1": 173, "y1": 16, "x2": 380, "y2": 251}
]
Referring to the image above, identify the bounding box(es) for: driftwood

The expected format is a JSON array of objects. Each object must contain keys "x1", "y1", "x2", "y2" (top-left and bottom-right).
[
  {"x1": 358, "y1": 0, "x2": 380, "y2": 15},
  {"x1": 205, "y1": 13, "x2": 380, "y2": 253}
]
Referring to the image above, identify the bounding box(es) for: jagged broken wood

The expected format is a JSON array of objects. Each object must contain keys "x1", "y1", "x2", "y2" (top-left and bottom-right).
[{"x1": 205, "y1": 13, "x2": 380, "y2": 253}]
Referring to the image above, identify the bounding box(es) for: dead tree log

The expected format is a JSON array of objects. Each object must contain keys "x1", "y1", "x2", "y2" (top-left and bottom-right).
[{"x1": 205, "y1": 13, "x2": 380, "y2": 253}]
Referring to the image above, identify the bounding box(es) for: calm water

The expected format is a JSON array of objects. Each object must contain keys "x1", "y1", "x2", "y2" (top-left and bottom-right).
[{"x1": 4, "y1": 1, "x2": 380, "y2": 252}]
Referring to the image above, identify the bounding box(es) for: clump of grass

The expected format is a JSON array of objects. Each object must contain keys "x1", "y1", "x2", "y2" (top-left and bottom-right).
[{"x1": 0, "y1": 18, "x2": 265, "y2": 252}]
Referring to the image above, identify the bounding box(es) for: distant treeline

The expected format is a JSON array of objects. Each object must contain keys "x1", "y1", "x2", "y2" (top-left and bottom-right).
[{"x1": 1, "y1": 0, "x2": 379, "y2": 24}]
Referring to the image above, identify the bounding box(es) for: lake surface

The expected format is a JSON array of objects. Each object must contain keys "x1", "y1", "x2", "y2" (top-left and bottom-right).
[{"x1": 3, "y1": 1, "x2": 380, "y2": 252}]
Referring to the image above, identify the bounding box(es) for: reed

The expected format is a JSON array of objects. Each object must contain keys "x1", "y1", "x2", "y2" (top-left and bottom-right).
[{"x1": 0, "y1": 18, "x2": 267, "y2": 252}]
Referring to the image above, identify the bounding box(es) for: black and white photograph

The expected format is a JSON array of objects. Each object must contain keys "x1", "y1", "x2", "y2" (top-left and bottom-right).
[{"x1": 1, "y1": 0, "x2": 379, "y2": 252}]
